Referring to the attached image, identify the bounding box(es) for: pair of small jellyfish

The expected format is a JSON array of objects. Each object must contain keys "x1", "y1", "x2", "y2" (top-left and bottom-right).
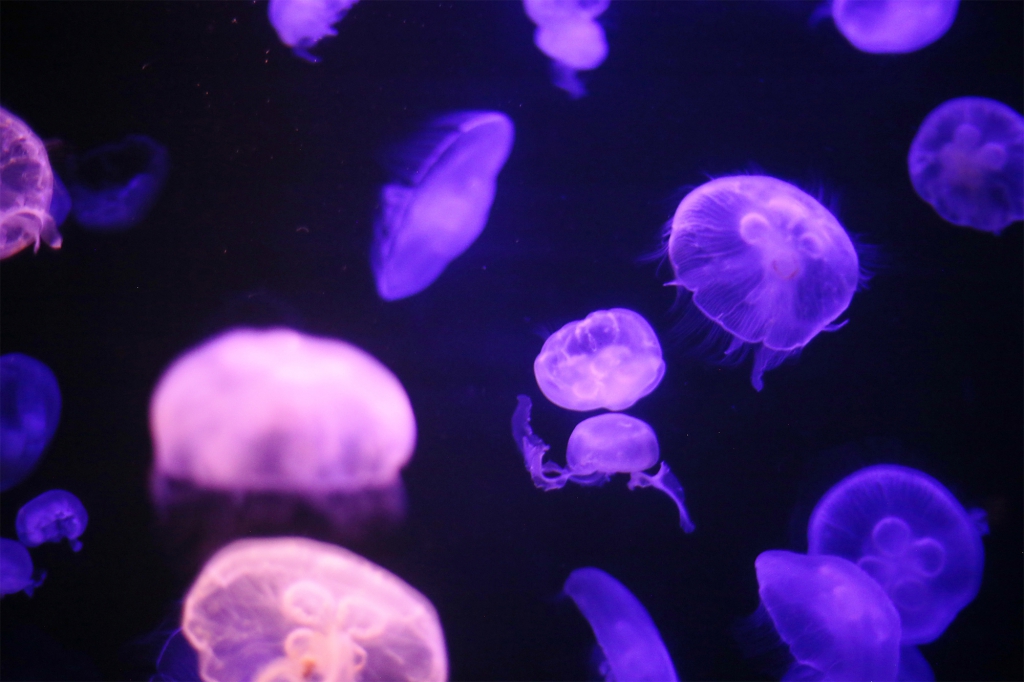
[
  {"x1": 268, "y1": 0, "x2": 360, "y2": 62},
  {"x1": 2, "y1": 491, "x2": 88, "y2": 599},
  {"x1": 829, "y1": 0, "x2": 959, "y2": 54},
  {"x1": 523, "y1": 0, "x2": 610, "y2": 98}
]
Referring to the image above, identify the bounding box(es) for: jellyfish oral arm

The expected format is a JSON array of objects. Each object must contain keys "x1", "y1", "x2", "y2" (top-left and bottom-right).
[
  {"x1": 628, "y1": 462, "x2": 696, "y2": 532},
  {"x1": 512, "y1": 395, "x2": 569, "y2": 490}
]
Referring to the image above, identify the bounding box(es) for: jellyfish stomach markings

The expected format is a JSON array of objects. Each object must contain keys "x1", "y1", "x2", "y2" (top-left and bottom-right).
[
  {"x1": 15, "y1": 489, "x2": 89, "y2": 552},
  {"x1": 856, "y1": 516, "x2": 947, "y2": 614}
]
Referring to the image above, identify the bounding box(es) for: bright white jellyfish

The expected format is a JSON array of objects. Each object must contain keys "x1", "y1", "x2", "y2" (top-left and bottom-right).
[
  {"x1": 831, "y1": 0, "x2": 959, "y2": 54},
  {"x1": 0, "y1": 538, "x2": 43, "y2": 598},
  {"x1": 564, "y1": 567, "x2": 679, "y2": 682},
  {"x1": 523, "y1": 0, "x2": 610, "y2": 98},
  {"x1": 372, "y1": 111, "x2": 514, "y2": 301},
  {"x1": 534, "y1": 308, "x2": 665, "y2": 411},
  {"x1": 268, "y1": 0, "x2": 360, "y2": 62},
  {"x1": 182, "y1": 537, "x2": 447, "y2": 682},
  {"x1": 667, "y1": 176, "x2": 860, "y2": 391},
  {"x1": 908, "y1": 96, "x2": 1024, "y2": 234},
  {"x1": 16, "y1": 489, "x2": 89, "y2": 552},
  {"x1": 0, "y1": 107, "x2": 62, "y2": 259}
]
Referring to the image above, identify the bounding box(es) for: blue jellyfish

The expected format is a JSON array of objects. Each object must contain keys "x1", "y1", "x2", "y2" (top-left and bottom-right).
[
  {"x1": 0, "y1": 107, "x2": 62, "y2": 259},
  {"x1": 523, "y1": 0, "x2": 610, "y2": 97},
  {"x1": 372, "y1": 111, "x2": 515, "y2": 301},
  {"x1": 1, "y1": 353, "x2": 61, "y2": 492},
  {"x1": 908, "y1": 97, "x2": 1024, "y2": 234},
  {"x1": 755, "y1": 550, "x2": 902, "y2": 682},
  {"x1": 808, "y1": 464, "x2": 985, "y2": 645},
  {"x1": 16, "y1": 489, "x2": 89, "y2": 552},
  {"x1": 666, "y1": 175, "x2": 860, "y2": 391},
  {"x1": 0, "y1": 538, "x2": 44, "y2": 597},
  {"x1": 68, "y1": 134, "x2": 169, "y2": 231},
  {"x1": 563, "y1": 567, "x2": 679, "y2": 682},
  {"x1": 49, "y1": 172, "x2": 72, "y2": 229},
  {"x1": 268, "y1": 0, "x2": 360, "y2": 63},
  {"x1": 830, "y1": 0, "x2": 959, "y2": 54},
  {"x1": 534, "y1": 308, "x2": 665, "y2": 411}
]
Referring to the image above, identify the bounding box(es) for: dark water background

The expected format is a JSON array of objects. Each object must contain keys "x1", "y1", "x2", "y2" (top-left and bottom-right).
[{"x1": 1, "y1": 1, "x2": 1021, "y2": 680}]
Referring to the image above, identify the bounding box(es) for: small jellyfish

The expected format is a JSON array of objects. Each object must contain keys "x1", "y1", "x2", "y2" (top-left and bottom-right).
[
  {"x1": 808, "y1": 464, "x2": 985, "y2": 645},
  {"x1": 755, "y1": 550, "x2": 901, "y2": 682},
  {"x1": 1, "y1": 353, "x2": 62, "y2": 492},
  {"x1": 563, "y1": 567, "x2": 679, "y2": 682},
  {"x1": 372, "y1": 111, "x2": 514, "y2": 301},
  {"x1": 908, "y1": 96, "x2": 1024, "y2": 234},
  {"x1": 0, "y1": 538, "x2": 44, "y2": 597},
  {"x1": 523, "y1": 0, "x2": 610, "y2": 97},
  {"x1": 268, "y1": 0, "x2": 360, "y2": 63},
  {"x1": 182, "y1": 537, "x2": 447, "y2": 682},
  {"x1": 0, "y1": 107, "x2": 62, "y2": 259},
  {"x1": 16, "y1": 489, "x2": 89, "y2": 552},
  {"x1": 666, "y1": 176, "x2": 860, "y2": 391},
  {"x1": 534, "y1": 309, "x2": 665, "y2": 411},
  {"x1": 830, "y1": 0, "x2": 959, "y2": 54}
]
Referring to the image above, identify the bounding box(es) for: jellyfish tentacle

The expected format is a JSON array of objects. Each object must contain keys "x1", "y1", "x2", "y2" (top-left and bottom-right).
[{"x1": 628, "y1": 462, "x2": 696, "y2": 532}]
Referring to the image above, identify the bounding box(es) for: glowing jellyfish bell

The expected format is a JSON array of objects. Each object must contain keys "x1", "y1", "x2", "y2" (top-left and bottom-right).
[
  {"x1": 523, "y1": 0, "x2": 610, "y2": 98},
  {"x1": 830, "y1": 0, "x2": 959, "y2": 54},
  {"x1": 908, "y1": 96, "x2": 1024, "y2": 234},
  {"x1": 0, "y1": 538, "x2": 44, "y2": 598},
  {"x1": 666, "y1": 175, "x2": 860, "y2": 391},
  {"x1": 0, "y1": 107, "x2": 62, "y2": 259},
  {"x1": 182, "y1": 537, "x2": 447, "y2": 682},
  {"x1": 1, "y1": 353, "x2": 62, "y2": 492},
  {"x1": 16, "y1": 489, "x2": 89, "y2": 552},
  {"x1": 268, "y1": 0, "x2": 360, "y2": 62}
]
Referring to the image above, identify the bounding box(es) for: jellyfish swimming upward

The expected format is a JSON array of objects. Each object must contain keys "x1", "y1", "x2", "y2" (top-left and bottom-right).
[
  {"x1": 1, "y1": 353, "x2": 62, "y2": 492},
  {"x1": 830, "y1": 0, "x2": 960, "y2": 54},
  {"x1": 268, "y1": 0, "x2": 360, "y2": 62},
  {"x1": 16, "y1": 489, "x2": 89, "y2": 552},
  {"x1": 0, "y1": 107, "x2": 62, "y2": 259}
]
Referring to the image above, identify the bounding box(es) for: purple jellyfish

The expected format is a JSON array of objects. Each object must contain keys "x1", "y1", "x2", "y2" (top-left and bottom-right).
[
  {"x1": 830, "y1": 0, "x2": 959, "y2": 54},
  {"x1": 16, "y1": 489, "x2": 89, "y2": 552},
  {"x1": 1, "y1": 353, "x2": 62, "y2": 492},
  {"x1": 268, "y1": 0, "x2": 360, "y2": 62},
  {"x1": 523, "y1": 0, "x2": 610, "y2": 97},
  {"x1": 0, "y1": 538, "x2": 44, "y2": 597},
  {"x1": 0, "y1": 107, "x2": 62, "y2": 259}
]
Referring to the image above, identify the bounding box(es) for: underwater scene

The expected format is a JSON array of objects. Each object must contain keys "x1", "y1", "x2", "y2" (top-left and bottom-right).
[{"x1": 1, "y1": 1, "x2": 1021, "y2": 680}]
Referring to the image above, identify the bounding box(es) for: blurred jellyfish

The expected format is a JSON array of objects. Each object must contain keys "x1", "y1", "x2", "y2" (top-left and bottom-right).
[
  {"x1": 808, "y1": 464, "x2": 985, "y2": 645},
  {"x1": 831, "y1": 0, "x2": 959, "y2": 54},
  {"x1": 0, "y1": 107, "x2": 62, "y2": 259},
  {"x1": 534, "y1": 309, "x2": 665, "y2": 411},
  {"x1": 49, "y1": 172, "x2": 72, "y2": 229},
  {"x1": 908, "y1": 96, "x2": 1024, "y2": 234},
  {"x1": 268, "y1": 0, "x2": 360, "y2": 62},
  {"x1": 151, "y1": 628, "x2": 200, "y2": 682},
  {"x1": 0, "y1": 538, "x2": 44, "y2": 597},
  {"x1": 564, "y1": 567, "x2": 679, "y2": 682},
  {"x1": 1, "y1": 353, "x2": 61, "y2": 492},
  {"x1": 523, "y1": 0, "x2": 610, "y2": 97},
  {"x1": 666, "y1": 175, "x2": 860, "y2": 391},
  {"x1": 16, "y1": 489, "x2": 89, "y2": 552},
  {"x1": 372, "y1": 112, "x2": 514, "y2": 301},
  {"x1": 512, "y1": 396, "x2": 694, "y2": 531},
  {"x1": 182, "y1": 537, "x2": 447, "y2": 682},
  {"x1": 897, "y1": 646, "x2": 935, "y2": 682}
]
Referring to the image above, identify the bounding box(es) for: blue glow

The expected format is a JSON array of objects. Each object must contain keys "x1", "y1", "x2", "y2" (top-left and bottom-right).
[
  {"x1": 49, "y1": 172, "x2": 72, "y2": 229},
  {"x1": 268, "y1": 0, "x2": 359, "y2": 62},
  {"x1": 0, "y1": 538, "x2": 43, "y2": 598},
  {"x1": 0, "y1": 107, "x2": 62, "y2": 259},
  {"x1": 898, "y1": 646, "x2": 935, "y2": 682},
  {"x1": 0, "y1": 353, "x2": 61, "y2": 492},
  {"x1": 831, "y1": 0, "x2": 959, "y2": 54},
  {"x1": 16, "y1": 489, "x2": 89, "y2": 552}
]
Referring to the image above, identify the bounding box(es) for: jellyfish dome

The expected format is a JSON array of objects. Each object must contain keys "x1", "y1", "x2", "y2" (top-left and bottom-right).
[
  {"x1": 16, "y1": 489, "x2": 89, "y2": 552},
  {"x1": 523, "y1": 0, "x2": 610, "y2": 97},
  {"x1": 831, "y1": 0, "x2": 959, "y2": 54},
  {"x1": 523, "y1": 0, "x2": 610, "y2": 27},
  {"x1": 667, "y1": 175, "x2": 860, "y2": 391},
  {"x1": 808, "y1": 464, "x2": 985, "y2": 645},
  {"x1": 0, "y1": 107, "x2": 61, "y2": 259},
  {"x1": 908, "y1": 96, "x2": 1024, "y2": 234},
  {"x1": 755, "y1": 550, "x2": 901, "y2": 682},
  {"x1": 268, "y1": 0, "x2": 360, "y2": 62},
  {"x1": 1, "y1": 538, "x2": 42, "y2": 598},
  {"x1": 1, "y1": 353, "x2": 62, "y2": 492},
  {"x1": 182, "y1": 537, "x2": 447, "y2": 682}
]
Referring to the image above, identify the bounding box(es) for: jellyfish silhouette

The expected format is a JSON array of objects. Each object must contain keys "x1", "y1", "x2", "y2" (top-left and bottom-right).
[
  {"x1": 908, "y1": 96, "x2": 1024, "y2": 234},
  {"x1": 0, "y1": 107, "x2": 62, "y2": 259},
  {"x1": 523, "y1": 0, "x2": 610, "y2": 97},
  {"x1": 182, "y1": 537, "x2": 447, "y2": 682},
  {"x1": 16, "y1": 490, "x2": 89, "y2": 552},
  {"x1": 808, "y1": 464, "x2": 985, "y2": 645},
  {"x1": 268, "y1": 0, "x2": 360, "y2": 62},
  {"x1": 1, "y1": 353, "x2": 62, "y2": 492},
  {"x1": 563, "y1": 567, "x2": 679, "y2": 682},
  {"x1": 666, "y1": 175, "x2": 860, "y2": 391},
  {"x1": 830, "y1": 0, "x2": 959, "y2": 54},
  {"x1": 372, "y1": 111, "x2": 514, "y2": 301},
  {"x1": 0, "y1": 538, "x2": 44, "y2": 597}
]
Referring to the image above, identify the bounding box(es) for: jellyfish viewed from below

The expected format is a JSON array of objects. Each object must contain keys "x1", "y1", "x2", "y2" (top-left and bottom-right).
[
  {"x1": 372, "y1": 111, "x2": 514, "y2": 301},
  {"x1": 182, "y1": 537, "x2": 447, "y2": 682},
  {"x1": 908, "y1": 96, "x2": 1024, "y2": 234},
  {"x1": 523, "y1": 0, "x2": 610, "y2": 97},
  {"x1": 0, "y1": 107, "x2": 61, "y2": 259},
  {"x1": 268, "y1": 0, "x2": 360, "y2": 62},
  {"x1": 666, "y1": 175, "x2": 860, "y2": 391},
  {"x1": 563, "y1": 567, "x2": 679, "y2": 682},
  {"x1": 0, "y1": 538, "x2": 43, "y2": 598},
  {"x1": 808, "y1": 464, "x2": 985, "y2": 645},
  {"x1": 1, "y1": 353, "x2": 62, "y2": 492},
  {"x1": 16, "y1": 489, "x2": 89, "y2": 552},
  {"x1": 830, "y1": 0, "x2": 959, "y2": 54}
]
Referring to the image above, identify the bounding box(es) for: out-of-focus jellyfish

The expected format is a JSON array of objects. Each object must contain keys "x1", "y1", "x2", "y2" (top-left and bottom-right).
[
  {"x1": 1, "y1": 353, "x2": 62, "y2": 492},
  {"x1": 49, "y1": 172, "x2": 72, "y2": 229},
  {"x1": 372, "y1": 111, "x2": 514, "y2": 301},
  {"x1": 830, "y1": 0, "x2": 959, "y2": 54},
  {"x1": 534, "y1": 309, "x2": 665, "y2": 411},
  {"x1": 666, "y1": 175, "x2": 860, "y2": 391},
  {"x1": 512, "y1": 396, "x2": 694, "y2": 531},
  {"x1": 67, "y1": 134, "x2": 169, "y2": 231},
  {"x1": 908, "y1": 96, "x2": 1024, "y2": 234},
  {"x1": 0, "y1": 107, "x2": 62, "y2": 259},
  {"x1": 0, "y1": 538, "x2": 44, "y2": 597},
  {"x1": 268, "y1": 0, "x2": 360, "y2": 63},
  {"x1": 182, "y1": 537, "x2": 447, "y2": 682},
  {"x1": 563, "y1": 567, "x2": 679, "y2": 682},
  {"x1": 16, "y1": 489, "x2": 89, "y2": 552},
  {"x1": 152, "y1": 628, "x2": 200, "y2": 682},
  {"x1": 755, "y1": 550, "x2": 901, "y2": 682},
  {"x1": 808, "y1": 464, "x2": 985, "y2": 645},
  {"x1": 523, "y1": 0, "x2": 610, "y2": 98},
  {"x1": 897, "y1": 646, "x2": 934, "y2": 682}
]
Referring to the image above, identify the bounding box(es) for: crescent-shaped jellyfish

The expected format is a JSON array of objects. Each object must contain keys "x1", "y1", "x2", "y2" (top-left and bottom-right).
[
  {"x1": 830, "y1": 0, "x2": 959, "y2": 54},
  {"x1": 0, "y1": 107, "x2": 61, "y2": 259},
  {"x1": 523, "y1": 0, "x2": 610, "y2": 98},
  {"x1": 181, "y1": 537, "x2": 447, "y2": 682},
  {"x1": 563, "y1": 567, "x2": 679, "y2": 682},
  {"x1": 0, "y1": 538, "x2": 44, "y2": 598},
  {"x1": 15, "y1": 489, "x2": 89, "y2": 552},
  {"x1": 666, "y1": 175, "x2": 860, "y2": 391},
  {"x1": 807, "y1": 464, "x2": 985, "y2": 645},
  {"x1": 372, "y1": 111, "x2": 514, "y2": 301},
  {"x1": 268, "y1": 0, "x2": 360, "y2": 63},
  {"x1": 1, "y1": 353, "x2": 62, "y2": 492},
  {"x1": 908, "y1": 96, "x2": 1024, "y2": 234}
]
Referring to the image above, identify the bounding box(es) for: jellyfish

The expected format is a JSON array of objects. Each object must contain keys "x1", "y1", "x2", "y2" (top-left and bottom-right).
[
  {"x1": 1, "y1": 353, "x2": 62, "y2": 492},
  {"x1": 49, "y1": 172, "x2": 72, "y2": 229},
  {"x1": 0, "y1": 538, "x2": 44, "y2": 597},
  {"x1": 181, "y1": 537, "x2": 447, "y2": 682},
  {"x1": 372, "y1": 111, "x2": 514, "y2": 301},
  {"x1": 523, "y1": 0, "x2": 610, "y2": 97},
  {"x1": 152, "y1": 628, "x2": 200, "y2": 682},
  {"x1": 534, "y1": 308, "x2": 665, "y2": 411},
  {"x1": 754, "y1": 550, "x2": 901, "y2": 682},
  {"x1": 907, "y1": 96, "x2": 1024, "y2": 234},
  {"x1": 0, "y1": 107, "x2": 62, "y2": 259},
  {"x1": 563, "y1": 567, "x2": 679, "y2": 682},
  {"x1": 666, "y1": 175, "x2": 860, "y2": 391},
  {"x1": 512, "y1": 396, "x2": 694, "y2": 531},
  {"x1": 807, "y1": 464, "x2": 985, "y2": 645},
  {"x1": 16, "y1": 489, "x2": 89, "y2": 552},
  {"x1": 897, "y1": 646, "x2": 934, "y2": 682},
  {"x1": 830, "y1": 0, "x2": 959, "y2": 54},
  {"x1": 268, "y1": 0, "x2": 360, "y2": 63}
]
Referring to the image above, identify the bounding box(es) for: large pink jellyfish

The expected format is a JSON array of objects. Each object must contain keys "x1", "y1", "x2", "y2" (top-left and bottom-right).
[{"x1": 0, "y1": 107, "x2": 62, "y2": 259}]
